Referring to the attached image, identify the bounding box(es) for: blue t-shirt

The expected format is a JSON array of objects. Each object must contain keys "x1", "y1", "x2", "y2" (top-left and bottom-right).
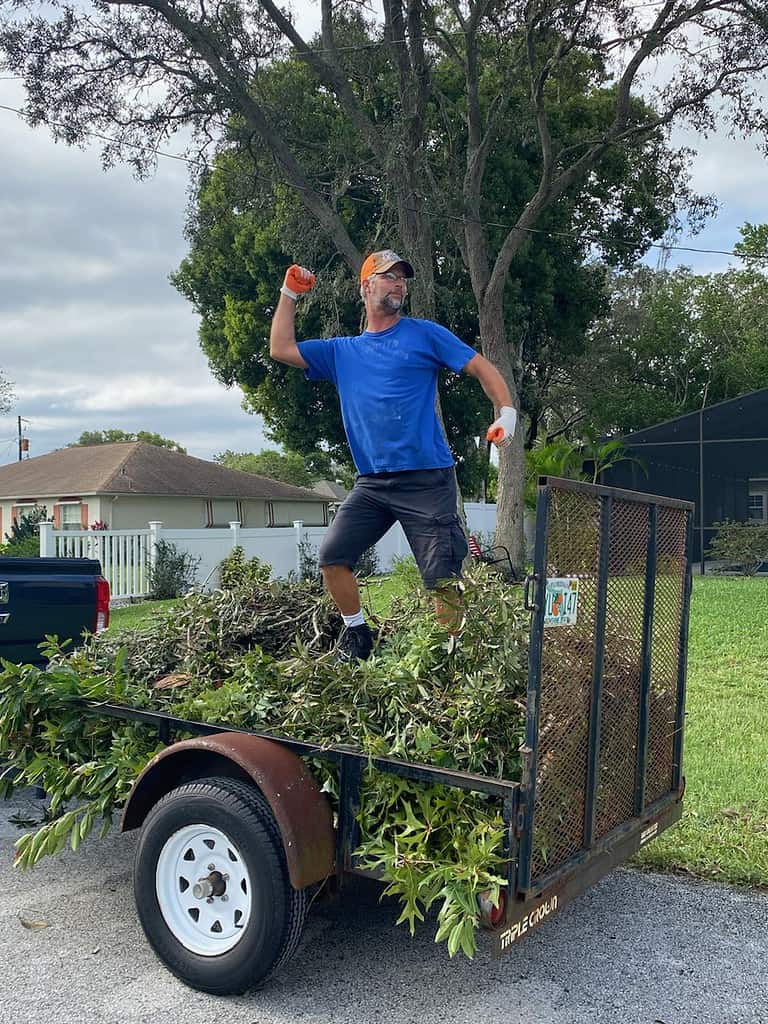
[{"x1": 297, "y1": 317, "x2": 477, "y2": 474}]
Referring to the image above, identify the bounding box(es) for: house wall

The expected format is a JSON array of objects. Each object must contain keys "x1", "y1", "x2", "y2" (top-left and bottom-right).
[
  {"x1": 0, "y1": 495, "x2": 108, "y2": 539},
  {"x1": 107, "y1": 495, "x2": 327, "y2": 529},
  {"x1": 106, "y1": 496, "x2": 204, "y2": 529},
  {"x1": 107, "y1": 496, "x2": 271, "y2": 529},
  {"x1": 270, "y1": 499, "x2": 328, "y2": 527},
  {"x1": 0, "y1": 493, "x2": 329, "y2": 538},
  {"x1": 238, "y1": 500, "x2": 267, "y2": 527}
]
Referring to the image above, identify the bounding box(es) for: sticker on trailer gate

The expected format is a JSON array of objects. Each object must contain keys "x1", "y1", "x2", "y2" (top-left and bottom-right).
[
  {"x1": 498, "y1": 895, "x2": 559, "y2": 951},
  {"x1": 544, "y1": 578, "x2": 579, "y2": 627}
]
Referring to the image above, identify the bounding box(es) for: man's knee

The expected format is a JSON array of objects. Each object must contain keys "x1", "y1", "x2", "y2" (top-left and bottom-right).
[
  {"x1": 321, "y1": 562, "x2": 354, "y2": 582},
  {"x1": 318, "y1": 531, "x2": 340, "y2": 568}
]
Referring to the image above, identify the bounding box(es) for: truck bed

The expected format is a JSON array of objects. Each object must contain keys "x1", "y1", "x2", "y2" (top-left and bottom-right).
[{"x1": 0, "y1": 556, "x2": 106, "y2": 664}]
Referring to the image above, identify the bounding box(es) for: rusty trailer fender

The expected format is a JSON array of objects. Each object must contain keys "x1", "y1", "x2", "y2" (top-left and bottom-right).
[{"x1": 120, "y1": 732, "x2": 335, "y2": 890}]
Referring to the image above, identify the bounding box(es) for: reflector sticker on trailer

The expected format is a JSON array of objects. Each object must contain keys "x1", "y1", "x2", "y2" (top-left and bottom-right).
[
  {"x1": 640, "y1": 822, "x2": 659, "y2": 845},
  {"x1": 544, "y1": 578, "x2": 579, "y2": 627}
]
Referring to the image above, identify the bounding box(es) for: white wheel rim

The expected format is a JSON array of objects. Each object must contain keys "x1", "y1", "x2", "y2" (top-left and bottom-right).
[{"x1": 155, "y1": 823, "x2": 253, "y2": 956}]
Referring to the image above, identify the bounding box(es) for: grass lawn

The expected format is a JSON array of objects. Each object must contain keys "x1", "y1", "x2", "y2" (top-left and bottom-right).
[
  {"x1": 107, "y1": 598, "x2": 181, "y2": 631},
  {"x1": 633, "y1": 576, "x2": 768, "y2": 887},
  {"x1": 105, "y1": 572, "x2": 768, "y2": 889},
  {"x1": 358, "y1": 567, "x2": 416, "y2": 619}
]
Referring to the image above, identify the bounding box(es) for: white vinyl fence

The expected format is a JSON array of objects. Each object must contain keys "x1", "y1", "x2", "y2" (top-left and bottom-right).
[{"x1": 39, "y1": 503, "x2": 505, "y2": 602}]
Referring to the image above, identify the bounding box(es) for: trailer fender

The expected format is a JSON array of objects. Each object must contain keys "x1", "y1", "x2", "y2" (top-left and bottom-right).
[{"x1": 120, "y1": 733, "x2": 335, "y2": 890}]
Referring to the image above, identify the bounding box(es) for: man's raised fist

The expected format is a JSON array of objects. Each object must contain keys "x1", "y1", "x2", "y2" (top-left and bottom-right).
[
  {"x1": 486, "y1": 406, "x2": 518, "y2": 449},
  {"x1": 281, "y1": 265, "x2": 316, "y2": 300}
]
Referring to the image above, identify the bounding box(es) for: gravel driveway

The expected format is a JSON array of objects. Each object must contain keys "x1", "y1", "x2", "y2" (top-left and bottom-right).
[{"x1": 1, "y1": 787, "x2": 766, "y2": 1024}]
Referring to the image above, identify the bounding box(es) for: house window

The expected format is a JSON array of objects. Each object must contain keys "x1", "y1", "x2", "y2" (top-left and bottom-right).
[
  {"x1": 59, "y1": 502, "x2": 83, "y2": 531},
  {"x1": 12, "y1": 502, "x2": 37, "y2": 522},
  {"x1": 748, "y1": 494, "x2": 766, "y2": 522}
]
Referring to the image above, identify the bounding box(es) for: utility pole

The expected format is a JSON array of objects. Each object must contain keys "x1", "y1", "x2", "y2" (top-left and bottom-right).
[
  {"x1": 698, "y1": 383, "x2": 710, "y2": 576},
  {"x1": 17, "y1": 416, "x2": 29, "y2": 461}
]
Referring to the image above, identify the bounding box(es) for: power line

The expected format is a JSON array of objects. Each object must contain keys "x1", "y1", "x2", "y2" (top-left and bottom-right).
[
  {"x1": 0, "y1": 100, "x2": 765, "y2": 265},
  {"x1": 0, "y1": 103, "x2": 199, "y2": 165}
]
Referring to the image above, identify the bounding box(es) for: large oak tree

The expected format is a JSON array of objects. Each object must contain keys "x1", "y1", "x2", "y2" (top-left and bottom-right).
[
  {"x1": 172, "y1": 18, "x2": 703, "y2": 498},
  {"x1": 3, "y1": 0, "x2": 767, "y2": 558}
]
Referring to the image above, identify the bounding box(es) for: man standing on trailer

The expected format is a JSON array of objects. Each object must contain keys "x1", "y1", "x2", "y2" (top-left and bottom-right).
[{"x1": 269, "y1": 251, "x2": 517, "y2": 660}]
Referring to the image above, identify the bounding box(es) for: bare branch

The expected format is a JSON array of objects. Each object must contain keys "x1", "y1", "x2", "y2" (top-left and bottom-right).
[{"x1": 257, "y1": 0, "x2": 385, "y2": 163}]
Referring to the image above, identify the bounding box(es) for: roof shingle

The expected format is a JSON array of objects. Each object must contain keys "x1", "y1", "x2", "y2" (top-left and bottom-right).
[{"x1": 0, "y1": 443, "x2": 326, "y2": 502}]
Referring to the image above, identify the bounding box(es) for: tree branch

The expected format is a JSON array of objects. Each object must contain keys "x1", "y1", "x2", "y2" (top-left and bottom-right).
[
  {"x1": 120, "y1": 0, "x2": 362, "y2": 270},
  {"x1": 257, "y1": 0, "x2": 386, "y2": 164}
]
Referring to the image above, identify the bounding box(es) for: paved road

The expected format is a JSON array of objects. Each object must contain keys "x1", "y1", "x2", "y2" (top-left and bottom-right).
[{"x1": 0, "y1": 787, "x2": 766, "y2": 1024}]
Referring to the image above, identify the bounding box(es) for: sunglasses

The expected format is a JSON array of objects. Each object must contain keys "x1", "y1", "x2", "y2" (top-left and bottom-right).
[{"x1": 376, "y1": 271, "x2": 409, "y2": 283}]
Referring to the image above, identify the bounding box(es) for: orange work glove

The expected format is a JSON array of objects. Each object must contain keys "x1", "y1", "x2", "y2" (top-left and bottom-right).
[
  {"x1": 281, "y1": 265, "x2": 316, "y2": 300},
  {"x1": 486, "y1": 406, "x2": 518, "y2": 449}
]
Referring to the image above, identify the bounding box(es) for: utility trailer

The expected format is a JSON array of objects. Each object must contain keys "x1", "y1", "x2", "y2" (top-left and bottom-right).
[{"x1": 79, "y1": 477, "x2": 693, "y2": 994}]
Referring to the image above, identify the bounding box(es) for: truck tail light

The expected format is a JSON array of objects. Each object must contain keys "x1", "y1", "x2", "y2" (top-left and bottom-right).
[{"x1": 95, "y1": 576, "x2": 110, "y2": 633}]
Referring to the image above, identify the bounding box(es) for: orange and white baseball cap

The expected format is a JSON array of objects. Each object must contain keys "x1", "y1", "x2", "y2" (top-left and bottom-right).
[{"x1": 360, "y1": 250, "x2": 415, "y2": 283}]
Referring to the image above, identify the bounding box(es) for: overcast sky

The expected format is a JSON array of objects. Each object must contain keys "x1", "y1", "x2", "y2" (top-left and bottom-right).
[{"x1": 1, "y1": 6, "x2": 766, "y2": 467}]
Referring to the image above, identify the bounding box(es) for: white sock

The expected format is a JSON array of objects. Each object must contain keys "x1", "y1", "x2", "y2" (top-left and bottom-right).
[{"x1": 342, "y1": 610, "x2": 365, "y2": 628}]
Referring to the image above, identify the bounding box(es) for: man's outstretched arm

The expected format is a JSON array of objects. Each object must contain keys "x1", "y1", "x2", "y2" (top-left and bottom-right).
[
  {"x1": 463, "y1": 353, "x2": 518, "y2": 447},
  {"x1": 269, "y1": 265, "x2": 315, "y2": 368}
]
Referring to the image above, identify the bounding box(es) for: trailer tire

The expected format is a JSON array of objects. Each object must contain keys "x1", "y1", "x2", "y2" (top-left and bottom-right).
[{"x1": 134, "y1": 776, "x2": 307, "y2": 994}]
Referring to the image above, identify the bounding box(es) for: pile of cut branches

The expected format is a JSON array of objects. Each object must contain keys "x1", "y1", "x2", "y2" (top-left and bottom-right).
[{"x1": 0, "y1": 556, "x2": 529, "y2": 957}]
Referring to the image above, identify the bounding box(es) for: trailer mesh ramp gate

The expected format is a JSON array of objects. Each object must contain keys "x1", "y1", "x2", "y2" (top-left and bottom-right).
[{"x1": 519, "y1": 478, "x2": 692, "y2": 891}]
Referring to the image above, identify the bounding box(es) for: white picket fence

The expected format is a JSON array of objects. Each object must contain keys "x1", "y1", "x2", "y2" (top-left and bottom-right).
[{"x1": 39, "y1": 503, "x2": 504, "y2": 602}]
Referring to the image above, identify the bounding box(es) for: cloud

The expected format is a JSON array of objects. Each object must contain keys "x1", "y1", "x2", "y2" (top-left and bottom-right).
[
  {"x1": 632, "y1": 121, "x2": 767, "y2": 274},
  {"x1": 0, "y1": 80, "x2": 272, "y2": 465},
  {"x1": 1, "y1": 9, "x2": 767, "y2": 470}
]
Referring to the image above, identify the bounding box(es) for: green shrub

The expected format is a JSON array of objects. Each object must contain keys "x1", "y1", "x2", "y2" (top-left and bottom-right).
[
  {"x1": 0, "y1": 504, "x2": 49, "y2": 556},
  {"x1": 218, "y1": 546, "x2": 271, "y2": 590},
  {"x1": 388, "y1": 554, "x2": 421, "y2": 586},
  {"x1": 0, "y1": 533, "x2": 41, "y2": 558},
  {"x1": 707, "y1": 520, "x2": 768, "y2": 576},
  {"x1": 296, "y1": 535, "x2": 379, "y2": 581},
  {"x1": 148, "y1": 540, "x2": 200, "y2": 598},
  {"x1": 297, "y1": 534, "x2": 321, "y2": 582},
  {"x1": 355, "y1": 544, "x2": 380, "y2": 578}
]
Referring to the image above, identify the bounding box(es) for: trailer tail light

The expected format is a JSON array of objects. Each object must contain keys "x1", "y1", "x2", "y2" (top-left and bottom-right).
[
  {"x1": 95, "y1": 576, "x2": 110, "y2": 633},
  {"x1": 477, "y1": 887, "x2": 507, "y2": 929}
]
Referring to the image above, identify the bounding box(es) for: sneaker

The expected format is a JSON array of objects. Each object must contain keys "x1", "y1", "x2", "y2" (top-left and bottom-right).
[{"x1": 337, "y1": 622, "x2": 373, "y2": 662}]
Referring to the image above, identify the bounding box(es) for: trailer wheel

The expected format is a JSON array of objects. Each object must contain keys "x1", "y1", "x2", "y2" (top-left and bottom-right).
[{"x1": 134, "y1": 776, "x2": 307, "y2": 995}]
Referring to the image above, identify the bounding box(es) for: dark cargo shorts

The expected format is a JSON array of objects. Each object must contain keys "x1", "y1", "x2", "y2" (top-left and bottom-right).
[{"x1": 319, "y1": 467, "x2": 468, "y2": 590}]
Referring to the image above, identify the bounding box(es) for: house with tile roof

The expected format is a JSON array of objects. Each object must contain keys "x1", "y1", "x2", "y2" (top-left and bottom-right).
[{"x1": 0, "y1": 442, "x2": 329, "y2": 538}]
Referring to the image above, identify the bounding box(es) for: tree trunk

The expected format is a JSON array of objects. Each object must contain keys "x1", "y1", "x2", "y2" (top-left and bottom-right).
[
  {"x1": 478, "y1": 300, "x2": 526, "y2": 567},
  {"x1": 396, "y1": 188, "x2": 435, "y2": 319}
]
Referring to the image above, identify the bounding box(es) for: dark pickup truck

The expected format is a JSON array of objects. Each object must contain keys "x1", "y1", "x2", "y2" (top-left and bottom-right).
[{"x1": 0, "y1": 557, "x2": 110, "y2": 664}]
